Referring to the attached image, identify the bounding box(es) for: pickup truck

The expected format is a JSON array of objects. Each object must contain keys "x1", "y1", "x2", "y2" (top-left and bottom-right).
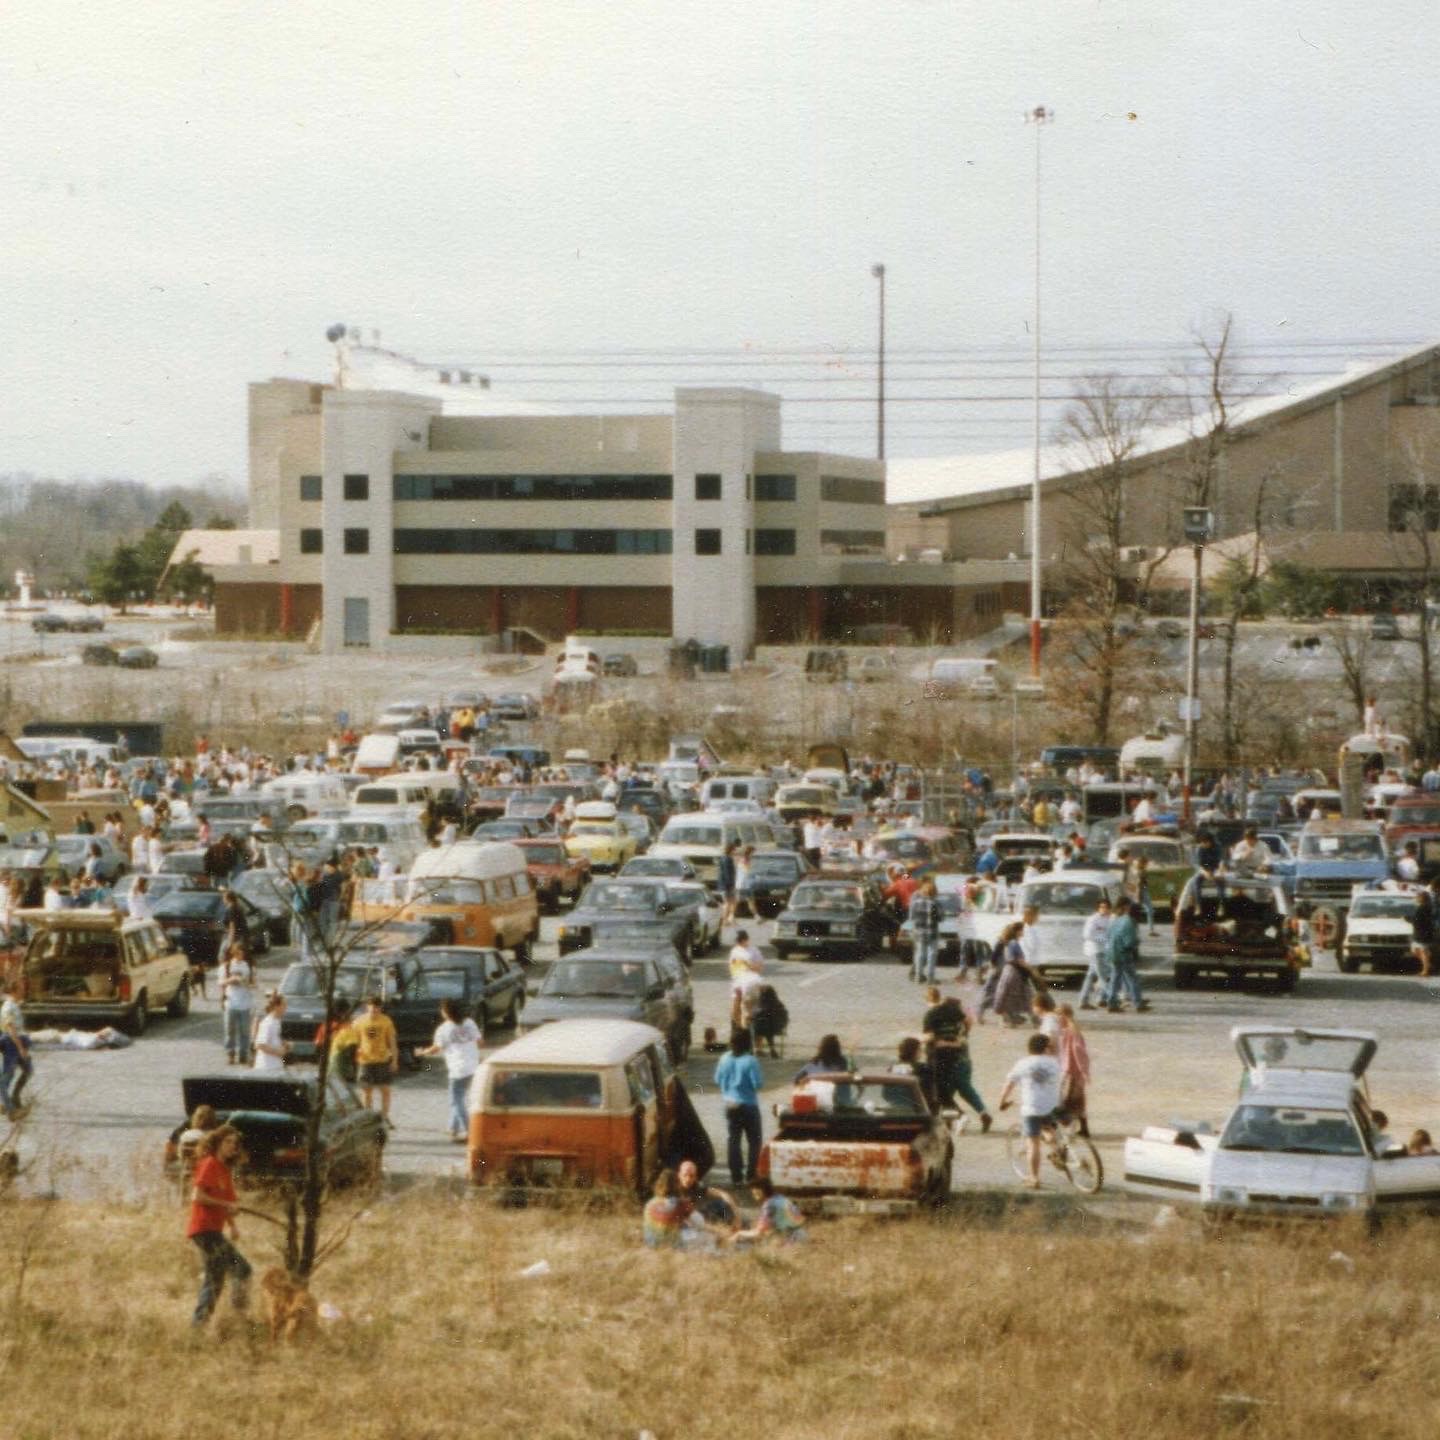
[
  {"x1": 1172, "y1": 874, "x2": 1305, "y2": 991},
  {"x1": 757, "y1": 1072, "x2": 954, "y2": 1213},
  {"x1": 1288, "y1": 820, "x2": 1390, "y2": 949}
]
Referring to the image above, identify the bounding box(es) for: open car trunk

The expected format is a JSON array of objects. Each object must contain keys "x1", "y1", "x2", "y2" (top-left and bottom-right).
[{"x1": 25, "y1": 941, "x2": 122, "y2": 1003}]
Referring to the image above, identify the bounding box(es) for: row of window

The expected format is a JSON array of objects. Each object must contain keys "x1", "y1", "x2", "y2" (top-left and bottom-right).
[
  {"x1": 819, "y1": 530, "x2": 887, "y2": 554},
  {"x1": 395, "y1": 473, "x2": 673, "y2": 502},
  {"x1": 297, "y1": 527, "x2": 803, "y2": 557},
  {"x1": 298, "y1": 471, "x2": 865, "y2": 505}
]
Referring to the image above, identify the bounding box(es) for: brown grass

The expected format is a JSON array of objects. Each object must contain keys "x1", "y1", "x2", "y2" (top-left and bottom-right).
[{"x1": 3, "y1": 1185, "x2": 1439, "y2": 1439}]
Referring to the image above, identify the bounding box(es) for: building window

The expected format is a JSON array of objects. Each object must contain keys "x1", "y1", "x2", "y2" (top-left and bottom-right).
[
  {"x1": 299, "y1": 475, "x2": 322, "y2": 502},
  {"x1": 343, "y1": 528, "x2": 370, "y2": 555},
  {"x1": 745, "y1": 530, "x2": 751, "y2": 555},
  {"x1": 820, "y1": 475, "x2": 885, "y2": 505},
  {"x1": 695, "y1": 529, "x2": 722, "y2": 556},
  {"x1": 820, "y1": 529, "x2": 887, "y2": 555},
  {"x1": 393, "y1": 473, "x2": 673, "y2": 501},
  {"x1": 746, "y1": 474, "x2": 752, "y2": 501},
  {"x1": 755, "y1": 528, "x2": 797, "y2": 556},
  {"x1": 299, "y1": 528, "x2": 323, "y2": 554},
  {"x1": 392, "y1": 528, "x2": 673, "y2": 555},
  {"x1": 756, "y1": 474, "x2": 796, "y2": 502},
  {"x1": 695, "y1": 473, "x2": 722, "y2": 501},
  {"x1": 343, "y1": 473, "x2": 369, "y2": 501}
]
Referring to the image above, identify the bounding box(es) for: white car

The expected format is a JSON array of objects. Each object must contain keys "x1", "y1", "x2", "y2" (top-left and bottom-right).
[
  {"x1": 1339, "y1": 883, "x2": 1423, "y2": 974},
  {"x1": 1124, "y1": 1026, "x2": 1440, "y2": 1220}
]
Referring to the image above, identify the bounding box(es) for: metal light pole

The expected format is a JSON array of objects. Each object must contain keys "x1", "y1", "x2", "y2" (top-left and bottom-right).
[
  {"x1": 1026, "y1": 106, "x2": 1053, "y2": 679},
  {"x1": 871, "y1": 263, "x2": 886, "y2": 460},
  {"x1": 1181, "y1": 507, "x2": 1214, "y2": 821}
]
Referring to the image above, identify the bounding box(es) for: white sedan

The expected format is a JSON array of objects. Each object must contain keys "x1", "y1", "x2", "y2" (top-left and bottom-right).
[{"x1": 1124, "y1": 1026, "x2": 1440, "y2": 1220}]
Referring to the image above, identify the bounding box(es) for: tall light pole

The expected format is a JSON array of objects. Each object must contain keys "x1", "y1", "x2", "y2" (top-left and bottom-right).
[
  {"x1": 871, "y1": 263, "x2": 886, "y2": 460},
  {"x1": 1181, "y1": 506, "x2": 1214, "y2": 821},
  {"x1": 1026, "y1": 106, "x2": 1053, "y2": 680}
]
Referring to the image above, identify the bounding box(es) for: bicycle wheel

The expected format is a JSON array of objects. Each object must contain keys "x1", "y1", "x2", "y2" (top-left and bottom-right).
[
  {"x1": 1005, "y1": 1124, "x2": 1032, "y2": 1182},
  {"x1": 1058, "y1": 1132, "x2": 1104, "y2": 1195}
]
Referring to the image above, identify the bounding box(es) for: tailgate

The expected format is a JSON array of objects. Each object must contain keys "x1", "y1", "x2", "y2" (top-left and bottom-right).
[{"x1": 766, "y1": 1140, "x2": 919, "y2": 1197}]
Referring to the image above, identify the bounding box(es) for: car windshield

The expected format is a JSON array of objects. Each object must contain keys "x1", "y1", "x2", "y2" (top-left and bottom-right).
[
  {"x1": 624, "y1": 859, "x2": 682, "y2": 875},
  {"x1": 874, "y1": 836, "x2": 932, "y2": 860},
  {"x1": 337, "y1": 822, "x2": 392, "y2": 844},
  {"x1": 1220, "y1": 1104, "x2": 1365, "y2": 1157},
  {"x1": 1126, "y1": 842, "x2": 1185, "y2": 865},
  {"x1": 1393, "y1": 803, "x2": 1440, "y2": 826},
  {"x1": 571, "y1": 821, "x2": 613, "y2": 835},
  {"x1": 781, "y1": 788, "x2": 830, "y2": 807},
  {"x1": 586, "y1": 884, "x2": 659, "y2": 912},
  {"x1": 1299, "y1": 833, "x2": 1385, "y2": 860},
  {"x1": 543, "y1": 961, "x2": 648, "y2": 997},
  {"x1": 1349, "y1": 896, "x2": 1417, "y2": 920},
  {"x1": 152, "y1": 893, "x2": 224, "y2": 918},
  {"x1": 751, "y1": 855, "x2": 801, "y2": 877},
  {"x1": 525, "y1": 845, "x2": 567, "y2": 865},
  {"x1": 234, "y1": 873, "x2": 290, "y2": 906},
  {"x1": 287, "y1": 824, "x2": 336, "y2": 845},
  {"x1": 658, "y1": 824, "x2": 722, "y2": 846},
  {"x1": 790, "y1": 884, "x2": 862, "y2": 911},
  {"x1": 1021, "y1": 882, "x2": 1105, "y2": 915},
  {"x1": 409, "y1": 879, "x2": 485, "y2": 906},
  {"x1": 281, "y1": 965, "x2": 380, "y2": 1000}
]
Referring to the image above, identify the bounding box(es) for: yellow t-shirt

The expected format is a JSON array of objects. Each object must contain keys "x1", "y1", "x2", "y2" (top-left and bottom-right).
[{"x1": 354, "y1": 1011, "x2": 398, "y2": 1065}]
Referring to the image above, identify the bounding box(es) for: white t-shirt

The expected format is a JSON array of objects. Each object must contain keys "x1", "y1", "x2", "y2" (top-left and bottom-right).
[
  {"x1": 431, "y1": 1018, "x2": 482, "y2": 1080},
  {"x1": 253, "y1": 1014, "x2": 286, "y2": 1072},
  {"x1": 1081, "y1": 912, "x2": 1111, "y2": 959},
  {"x1": 1006, "y1": 1054, "x2": 1062, "y2": 1117},
  {"x1": 728, "y1": 942, "x2": 763, "y2": 980},
  {"x1": 221, "y1": 959, "x2": 254, "y2": 1012},
  {"x1": 1397, "y1": 855, "x2": 1421, "y2": 881}
]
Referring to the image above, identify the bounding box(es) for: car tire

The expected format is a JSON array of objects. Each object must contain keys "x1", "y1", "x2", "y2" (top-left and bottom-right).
[
  {"x1": 1174, "y1": 965, "x2": 1195, "y2": 991},
  {"x1": 1337, "y1": 953, "x2": 1358, "y2": 975},
  {"x1": 165, "y1": 977, "x2": 191, "y2": 1019},
  {"x1": 1275, "y1": 968, "x2": 1298, "y2": 994},
  {"x1": 774, "y1": 946, "x2": 791, "y2": 961},
  {"x1": 125, "y1": 992, "x2": 149, "y2": 1037}
]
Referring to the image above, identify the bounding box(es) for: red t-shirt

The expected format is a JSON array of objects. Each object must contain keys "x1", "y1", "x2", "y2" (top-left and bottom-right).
[
  {"x1": 885, "y1": 874, "x2": 919, "y2": 911},
  {"x1": 186, "y1": 1154, "x2": 235, "y2": 1238}
]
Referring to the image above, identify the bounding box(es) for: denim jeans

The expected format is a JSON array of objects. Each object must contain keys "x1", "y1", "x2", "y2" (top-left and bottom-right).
[
  {"x1": 934, "y1": 1048, "x2": 987, "y2": 1116},
  {"x1": 191, "y1": 1231, "x2": 252, "y2": 1324},
  {"x1": 224, "y1": 1006, "x2": 253, "y2": 1064},
  {"x1": 1105, "y1": 959, "x2": 1144, "y2": 1007},
  {"x1": 912, "y1": 934, "x2": 939, "y2": 984},
  {"x1": 448, "y1": 1075, "x2": 471, "y2": 1137},
  {"x1": 1076, "y1": 956, "x2": 1111, "y2": 1007},
  {"x1": 725, "y1": 1103, "x2": 763, "y2": 1186}
]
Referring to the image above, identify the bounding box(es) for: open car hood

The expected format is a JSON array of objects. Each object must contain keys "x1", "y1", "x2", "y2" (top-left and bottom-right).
[{"x1": 1232, "y1": 1026, "x2": 1377, "y2": 1079}]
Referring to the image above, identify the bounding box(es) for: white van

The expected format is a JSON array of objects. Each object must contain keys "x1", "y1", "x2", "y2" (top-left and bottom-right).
[
  {"x1": 1118, "y1": 731, "x2": 1185, "y2": 779},
  {"x1": 650, "y1": 811, "x2": 773, "y2": 884},
  {"x1": 556, "y1": 641, "x2": 601, "y2": 677},
  {"x1": 262, "y1": 772, "x2": 351, "y2": 820},
  {"x1": 928, "y1": 656, "x2": 999, "y2": 696},
  {"x1": 333, "y1": 815, "x2": 427, "y2": 873},
  {"x1": 351, "y1": 773, "x2": 462, "y2": 819},
  {"x1": 702, "y1": 774, "x2": 775, "y2": 810},
  {"x1": 352, "y1": 733, "x2": 401, "y2": 777}
]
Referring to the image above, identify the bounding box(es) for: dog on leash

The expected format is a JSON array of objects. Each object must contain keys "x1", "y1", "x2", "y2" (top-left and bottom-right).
[{"x1": 259, "y1": 1267, "x2": 319, "y2": 1343}]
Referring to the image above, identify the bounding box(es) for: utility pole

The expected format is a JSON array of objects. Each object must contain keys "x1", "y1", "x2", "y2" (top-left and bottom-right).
[
  {"x1": 1182, "y1": 506, "x2": 1215, "y2": 820},
  {"x1": 871, "y1": 263, "x2": 886, "y2": 460},
  {"x1": 1026, "y1": 106, "x2": 1053, "y2": 680}
]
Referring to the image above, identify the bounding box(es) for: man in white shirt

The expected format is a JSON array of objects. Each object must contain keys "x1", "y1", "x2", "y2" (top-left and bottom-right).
[
  {"x1": 418, "y1": 998, "x2": 483, "y2": 1141},
  {"x1": 1018, "y1": 906, "x2": 1044, "y2": 974},
  {"x1": 1058, "y1": 795, "x2": 1082, "y2": 825},
  {"x1": 1397, "y1": 841, "x2": 1421, "y2": 883},
  {"x1": 1130, "y1": 795, "x2": 1155, "y2": 828},
  {"x1": 801, "y1": 817, "x2": 824, "y2": 868},
  {"x1": 1229, "y1": 827, "x2": 1271, "y2": 876},
  {"x1": 252, "y1": 995, "x2": 290, "y2": 1072},
  {"x1": 998, "y1": 1033, "x2": 1063, "y2": 1188},
  {"x1": 1077, "y1": 898, "x2": 1113, "y2": 1010},
  {"x1": 130, "y1": 827, "x2": 150, "y2": 874}
]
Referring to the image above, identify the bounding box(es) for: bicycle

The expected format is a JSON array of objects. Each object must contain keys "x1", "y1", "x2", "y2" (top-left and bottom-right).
[{"x1": 1005, "y1": 1113, "x2": 1104, "y2": 1195}]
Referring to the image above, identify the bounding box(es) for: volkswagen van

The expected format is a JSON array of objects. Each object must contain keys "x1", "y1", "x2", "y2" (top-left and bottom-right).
[{"x1": 467, "y1": 1018, "x2": 712, "y2": 1194}]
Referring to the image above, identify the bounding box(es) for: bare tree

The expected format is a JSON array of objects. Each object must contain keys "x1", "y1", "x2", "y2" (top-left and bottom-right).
[
  {"x1": 1050, "y1": 375, "x2": 1174, "y2": 743},
  {"x1": 1329, "y1": 621, "x2": 1374, "y2": 727}
]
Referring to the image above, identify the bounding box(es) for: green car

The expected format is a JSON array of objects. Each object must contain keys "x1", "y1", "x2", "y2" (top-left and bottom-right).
[{"x1": 1108, "y1": 835, "x2": 1193, "y2": 918}]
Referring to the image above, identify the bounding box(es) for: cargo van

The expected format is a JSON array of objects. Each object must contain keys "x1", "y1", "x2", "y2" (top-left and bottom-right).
[
  {"x1": 649, "y1": 810, "x2": 775, "y2": 883},
  {"x1": 351, "y1": 733, "x2": 401, "y2": 778},
  {"x1": 702, "y1": 773, "x2": 775, "y2": 810},
  {"x1": 467, "y1": 1018, "x2": 712, "y2": 1194},
  {"x1": 354, "y1": 841, "x2": 540, "y2": 962},
  {"x1": 262, "y1": 772, "x2": 350, "y2": 820},
  {"x1": 351, "y1": 771, "x2": 463, "y2": 820}
]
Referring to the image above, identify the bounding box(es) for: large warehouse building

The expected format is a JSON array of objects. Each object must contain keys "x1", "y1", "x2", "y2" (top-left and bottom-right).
[
  {"x1": 210, "y1": 378, "x2": 1025, "y2": 655},
  {"x1": 887, "y1": 341, "x2": 1440, "y2": 599}
]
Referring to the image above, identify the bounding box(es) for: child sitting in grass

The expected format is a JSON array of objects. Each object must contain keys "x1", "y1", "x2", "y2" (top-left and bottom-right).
[{"x1": 729, "y1": 1178, "x2": 807, "y2": 1246}]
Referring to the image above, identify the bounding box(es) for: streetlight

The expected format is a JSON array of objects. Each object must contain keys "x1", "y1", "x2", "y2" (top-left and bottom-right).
[
  {"x1": 1181, "y1": 505, "x2": 1215, "y2": 820},
  {"x1": 1026, "y1": 106, "x2": 1053, "y2": 680},
  {"x1": 871, "y1": 263, "x2": 886, "y2": 460}
]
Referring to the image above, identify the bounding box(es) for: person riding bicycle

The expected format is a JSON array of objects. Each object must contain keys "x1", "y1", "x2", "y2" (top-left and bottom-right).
[{"x1": 997, "y1": 1032, "x2": 1063, "y2": 1190}]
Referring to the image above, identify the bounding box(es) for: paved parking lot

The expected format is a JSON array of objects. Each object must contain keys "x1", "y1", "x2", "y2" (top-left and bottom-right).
[{"x1": 17, "y1": 909, "x2": 1440, "y2": 1201}]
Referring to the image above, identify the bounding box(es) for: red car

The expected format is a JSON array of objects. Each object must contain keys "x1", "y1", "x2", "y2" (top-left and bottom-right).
[{"x1": 514, "y1": 837, "x2": 590, "y2": 913}]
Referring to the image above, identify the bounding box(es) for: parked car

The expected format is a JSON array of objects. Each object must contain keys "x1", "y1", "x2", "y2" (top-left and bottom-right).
[
  {"x1": 557, "y1": 877, "x2": 698, "y2": 959},
  {"x1": 1124, "y1": 1026, "x2": 1440, "y2": 1220},
  {"x1": 1172, "y1": 873, "x2": 1304, "y2": 991},
  {"x1": 176, "y1": 1072, "x2": 385, "y2": 1188},
  {"x1": 53, "y1": 833, "x2": 127, "y2": 883},
  {"x1": 1107, "y1": 833, "x2": 1193, "y2": 917},
  {"x1": 1370, "y1": 612, "x2": 1401, "y2": 641},
  {"x1": 471, "y1": 818, "x2": 546, "y2": 842},
  {"x1": 519, "y1": 949, "x2": 690, "y2": 1060},
  {"x1": 662, "y1": 879, "x2": 723, "y2": 954},
  {"x1": 514, "y1": 837, "x2": 591, "y2": 913},
  {"x1": 772, "y1": 878, "x2": 891, "y2": 961},
  {"x1": 620, "y1": 855, "x2": 698, "y2": 883},
  {"x1": 563, "y1": 801, "x2": 639, "y2": 874},
  {"x1": 32, "y1": 612, "x2": 103, "y2": 633},
  {"x1": 759, "y1": 1072, "x2": 953, "y2": 1212},
  {"x1": 231, "y1": 868, "x2": 297, "y2": 945},
  {"x1": 18, "y1": 909, "x2": 191, "y2": 1035},
  {"x1": 603, "y1": 654, "x2": 639, "y2": 677},
  {"x1": 152, "y1": 888, "x2": 272, "y2": 968},
  {"x1": 82, "y1": 643, "x2": 121, "y2": 667},
  {"x1": 616, "y1": 787, "x2": 671, "y2": 829},
  {"x1": 1339, "y1": 885, "x2": 1423, "y2": 974},
  {"x1": 117, "y1": 646, "x2": 159, "y2": 669},
  {"x1": 413, "y1": 946, "x2": 528, "y2": 1031},
  {"x1": 491, "y1": 693, "x2": 539, "y2": 721},
  {"x1": 743, "y1": 850, "x2": 811, "y2": 918}
]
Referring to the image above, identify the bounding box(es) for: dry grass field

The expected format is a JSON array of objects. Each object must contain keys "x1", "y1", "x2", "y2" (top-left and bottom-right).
[{"x1": 3, "y1": 1184, "x2": 1438, "y2": 1440}]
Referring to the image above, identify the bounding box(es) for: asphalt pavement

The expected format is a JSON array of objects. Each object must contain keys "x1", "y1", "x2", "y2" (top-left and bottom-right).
[{"x1": 15, "y1": 908, "x2": 1440, "y2": 1203}]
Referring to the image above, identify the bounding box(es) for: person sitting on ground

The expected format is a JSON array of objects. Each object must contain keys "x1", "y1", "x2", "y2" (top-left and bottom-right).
[
  {"x1": 1406, "y1": 1128, "x2": 1438, "y2": 1157},
  {"x1": 675, "y1": 1157, "x2": 740, "y2": 1234},
  {"x1": 729, "y1": 1177, "x2": 807, "y2": 1246},
  {"x1": 642, "y1": 1168, "x2": 685, "y2": 1249}
]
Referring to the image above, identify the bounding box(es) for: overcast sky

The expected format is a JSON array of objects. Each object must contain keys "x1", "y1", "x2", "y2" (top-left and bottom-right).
[{"x1": 3, "y1": 1, "x2": 1437, "y2": 492}]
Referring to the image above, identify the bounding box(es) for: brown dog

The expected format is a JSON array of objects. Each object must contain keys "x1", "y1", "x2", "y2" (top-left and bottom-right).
[{"x1": 259, "y1": 1267, "x2": 318, "y2": 1343}]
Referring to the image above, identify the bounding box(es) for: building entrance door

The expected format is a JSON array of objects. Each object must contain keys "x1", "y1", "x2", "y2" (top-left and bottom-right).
[{"x1": 343, "y1": 597, "x2": 370, "y2": 648}]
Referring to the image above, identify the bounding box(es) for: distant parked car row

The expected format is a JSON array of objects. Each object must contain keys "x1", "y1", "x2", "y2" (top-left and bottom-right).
[
  {"x1": 32, "y1": 612, "x2": 104, "y2": 633},
  {"x1": 82, "y1": 644, "x2": 159, "y2": 669}
]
